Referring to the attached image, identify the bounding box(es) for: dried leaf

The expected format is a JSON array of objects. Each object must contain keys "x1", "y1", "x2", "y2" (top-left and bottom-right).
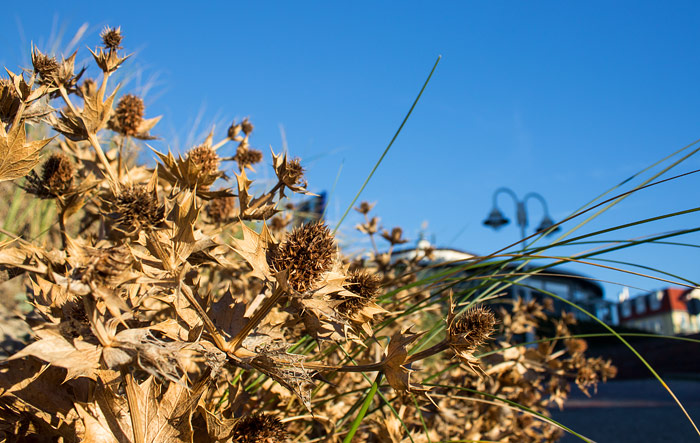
[
  {"x1": 382, "y1": 328, "x2": 430, "y2": 396},
  {"x1": 0, "y1": 121, "x2": 52, "y2": 182},
  {"x1": 229, "y1": 222, "x2": 275, "y2": 281},
  {"x1": 8, "y1": 331, "x2": 101, "y2": 381}
]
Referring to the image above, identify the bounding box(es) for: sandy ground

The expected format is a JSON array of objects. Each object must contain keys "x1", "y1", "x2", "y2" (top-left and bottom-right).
[{"x1": 551, "y1": 378, "x2": 700, "y2": 442}]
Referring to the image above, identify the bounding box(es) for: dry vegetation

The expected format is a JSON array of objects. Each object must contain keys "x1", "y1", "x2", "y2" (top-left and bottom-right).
[{"x1": 0, "y1": 27, "x2": 616, "y2": 442}]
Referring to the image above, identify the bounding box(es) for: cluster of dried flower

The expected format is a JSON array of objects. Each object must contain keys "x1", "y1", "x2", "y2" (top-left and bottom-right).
[{"x1": 0, "y1": 27, "x2": 615, "y2": 442}]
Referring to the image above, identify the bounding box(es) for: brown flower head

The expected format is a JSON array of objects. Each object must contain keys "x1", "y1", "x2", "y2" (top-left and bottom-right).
[
  {"x1": 354, "y1": 201, "x2": 376, "y2": 215},
  {"x1": 271, "y1": 150, "x2": 309, "y2": 194},
  {"x1": 241, "y1": 117, "x2": 254, "y2": 136},
  {"x1": 269, "y1": 222, "x2": 335, "y2": 293},
  {"x1": 153, "y1": 146, "x2": 228, "y2": 197},
  {"x1": 42, "y1": 153, "x2": 75, "y2": 193},
  {"x1": 381, "y1": 227, "x2": 408, "y2": 245},
  {"x1": 206, "y1": 196, "x2": 236, "y2": 223},
  {"x1": 31, "y1": 48, "x2": 59, "y2": 84},
  {"x1": 230, "y1": 413, "x2": 288, "y2": 443},
  {"x1": 565, "y1": 338, "x2": 588, "y2": 355},
  {"x1": 25, "y1": 153, "x2": 75, "y2": 198},
  {"x1": 339, "y1": 270, "x2": 381, "y2": 316},
  {"x1": 187, "y1": 145, "x2": 220, "y2": 177},
  {"x1": 447, "y1": 305, "x2": 496, "y2": 375},
  {"x1": 233, "y1": 145, "x2": 263, "y2": 171},
  {"x1": 113, "y1": 185, "x2": 165, "y2": 233},
  {"x1": 108, "y1": 94, "x2": 144, "y2": 136},
  {"x1": 269, "y1": 214, "x2": 290, "y2": 233},
  {"x1": 78, "y1": 244, "x2": 133, "y2": 287},
  {"x1": 53, "y1": 52, "x2": 85, "y2": 96},
  {"x1": 448, "y1": 306, "x2": 496, "y2": 349},
  {"x1": 101, "y1": 26, "x2": 123, "y2": 51},
  {"x1": 285, "y1": 158, "x2": 305, "y2": 187}
]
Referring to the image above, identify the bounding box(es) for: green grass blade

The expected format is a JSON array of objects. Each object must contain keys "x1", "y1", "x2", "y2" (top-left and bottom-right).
[
  {"x1": 322, "y1": 160, "x2": 343, "y2": 220},
  {"x1": 552, "y1": 143, "x2": 700, "y2": 243},
  {"x1": 342, "y1": 373, "x2": 382, "y2": 443},
  {"x1": 333, "y1": 55, "x2": 441, "y2": 234}
]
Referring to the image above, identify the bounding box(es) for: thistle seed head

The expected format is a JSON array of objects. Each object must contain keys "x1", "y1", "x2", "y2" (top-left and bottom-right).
[
  {"x1": 233, "y1": 146, "x2": 263, "y2": 170},
  {"x1": 187, "y1": 145, "x2": 220, "y2": 177},
  {"x1": 286, "y1": 158, "x2": 305, "y2": 187},
  {"x1": 269, "y1": 222, "x2": 335, "y2": 293},
  {"x1": 269, "y1": 215, "x2": 288, "y2": 233},
  {"x1": 354, "y1": 201, "x2": 375, "y2": 215},
  {"x1": 80, "y1": 245, "x2": 133, "y2": 287},
  {"x1": 448, "y1": 306, "x2": 496, "y2": 350},
  {"x1": 101, "y1": 26, "x2": 124, "y2": 51},
  {"x1": 32, "y1": 49, "x2": 59, "y2": 83},
  {"x1": 109, "y1": 94, "x2": 144, "y2": 136},
  {"x1": 206, "y1": 196, "x2": 236, "y2": 223},
  {"x1": 565, "y1": 338, "x2": 588, "y2": 355},
  {"x1": 338, "y1": 270, "x2": 380, "y2": 316},
  {"x1": 115, "y1": 185, "x2": 165, "y2": 232},
  {"x1": 381, "y1": 227, "x2": 408, "y2": 245},
  {"x1": 42, "y1": 153, "x2": 75, "y2": 194},
  {"x1": 230, "y1": 413, "x2": 288, "y2": 443},
  {"x1": 241, "y1": 117, "x2": 254, "y2": 136}
]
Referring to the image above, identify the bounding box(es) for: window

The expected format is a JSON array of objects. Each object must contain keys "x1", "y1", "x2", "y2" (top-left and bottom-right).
[
  {"x1": 572, "y1": 287, "x2": 589, "y2": 302},
  {"x1": 649, "y1": 290, "x2": 663, "y2": 311},
  {"x1": 635, "y1": 296, "x2": 647, "y2": 314},
  {"x1": 544, "y1": 281, "x2": 570, "y2": 300},
  {"x1": 621, "y1": 300, "x2": 632, "y2": 318}
]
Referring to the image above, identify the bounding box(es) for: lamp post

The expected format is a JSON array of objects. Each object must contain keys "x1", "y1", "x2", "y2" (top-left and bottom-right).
[{"x1": 482, "y1": 187, "x2": 559, "y2": 247}]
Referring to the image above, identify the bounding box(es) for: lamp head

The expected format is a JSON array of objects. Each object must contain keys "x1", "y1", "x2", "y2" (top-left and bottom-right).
[
  {"x1": 535, "y1": 215, "x2": 560, "y2": 236},
  {"x1": 483, "y1": 208, "x2": 509, "y2": 230}
]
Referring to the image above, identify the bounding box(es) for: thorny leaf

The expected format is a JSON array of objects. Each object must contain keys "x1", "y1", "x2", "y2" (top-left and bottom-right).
[
  {"x1": 88, "y1": 47, "x2": 131, "y2": 73},
  {"x1": 83, "y1": 86, "x2": 120, "y2": 135},
  {"x1": 382, "y1": 328, "x2": 431, "y2": 396},
  {"x1": 229, "y1": 221, "x2": 275, "y2": 281},
  {"x1": 0, "y1": 120, "x2": 52, "y2": 182},
  {"x1": 5, "y1": 68, "x2": 51, "y2": 103},
  {"x1": 7, "y1": 330, "x2": 101, "y2": 381},
  {"x1": 120, "y1": 375, "x2": 210, "y2": 443}
]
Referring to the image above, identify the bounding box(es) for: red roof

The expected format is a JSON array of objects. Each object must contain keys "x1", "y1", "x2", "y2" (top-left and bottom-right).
[
  {"x1": 618, "y1": 288, "x2": 689, "y2": 321},
  {"x1": 667, "y1": 288, "x2": 688, "y2": 312}
]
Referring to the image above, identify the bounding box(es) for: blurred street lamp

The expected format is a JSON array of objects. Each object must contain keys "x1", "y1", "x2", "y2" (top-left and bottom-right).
[{"x1": 483, "y1": 187, "x2": 560, "y2": 245}]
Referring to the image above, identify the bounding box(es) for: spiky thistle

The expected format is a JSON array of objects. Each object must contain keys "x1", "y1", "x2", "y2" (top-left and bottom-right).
[
  {"x1": 230, "y1": 413, "x2": 288, "y2": 443},
  {"x1": 269, "y1": 222, "x2": 335, "y2": 293}
]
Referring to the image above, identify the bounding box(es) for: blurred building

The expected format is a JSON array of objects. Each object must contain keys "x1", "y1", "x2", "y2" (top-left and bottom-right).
[
  {"x1": 390, "y1": 242, "x2": 612, "y2": 324},
  {"x1": 617, "y1": 288, "x2": 700, "y2": 335},
  {"x1": 293, "y1": 191, "x2": 327, "y2": 226}
]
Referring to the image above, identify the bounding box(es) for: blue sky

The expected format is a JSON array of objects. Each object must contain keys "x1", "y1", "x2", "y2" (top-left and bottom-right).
[{"x1": 3, "y1": 1, "x2": 700, "y2": 300}]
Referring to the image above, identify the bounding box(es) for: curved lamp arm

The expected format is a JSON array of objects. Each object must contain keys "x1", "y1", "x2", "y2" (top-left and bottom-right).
[{"x1": 523, "y1": 192, "x2": 551, "y2": 217}]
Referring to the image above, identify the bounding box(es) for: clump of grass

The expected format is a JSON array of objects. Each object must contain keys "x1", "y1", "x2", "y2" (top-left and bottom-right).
[{"x1": 1, "y1": 25, "x2": 697, "y2": 443}]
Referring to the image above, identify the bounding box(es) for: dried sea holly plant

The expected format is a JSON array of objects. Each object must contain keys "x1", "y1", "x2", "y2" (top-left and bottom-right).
[{"x1": 0, "y1": 27, "x2": 617, "y2": 442}]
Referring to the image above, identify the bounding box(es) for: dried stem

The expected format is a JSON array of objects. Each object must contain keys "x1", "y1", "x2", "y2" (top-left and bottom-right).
[
  {"x1": 229, "y1": 284, "x2": 285, "y2": 351},
  {"x1": 58, "y1": 86, "x2": 79, "y2": 116},
  {"x1": 88, "y1": 133, "x2": 119, "y2": 184},
  {"x1": 244, "y1": 181, "x2": 284, "y2": 215}
]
